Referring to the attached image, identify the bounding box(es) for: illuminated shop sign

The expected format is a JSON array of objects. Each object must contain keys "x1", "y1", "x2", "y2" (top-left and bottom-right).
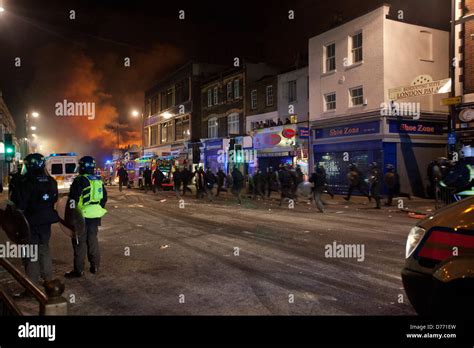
[
  {"x1": 315, "y1": 121, "x2": 379, "y2": 139},
  {"x1": 388, "y1": 120, "x2": 444, "y2": 135},
  {"x1": 253, "y1": 125, "x2": 296, "y2": 152}
]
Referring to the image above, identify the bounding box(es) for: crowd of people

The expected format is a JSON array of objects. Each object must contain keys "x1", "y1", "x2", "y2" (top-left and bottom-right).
[
  {"x1": 251, "y1": 117, "x2": 292, "y2": 131},
  {"x1": 114, "y1": 161, "x2": 412, "y2": 212}
]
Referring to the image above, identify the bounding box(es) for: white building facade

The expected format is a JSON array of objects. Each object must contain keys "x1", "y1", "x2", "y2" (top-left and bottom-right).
[{"x1": 308, "y1": 5, "x2": 450, "y2": 196}]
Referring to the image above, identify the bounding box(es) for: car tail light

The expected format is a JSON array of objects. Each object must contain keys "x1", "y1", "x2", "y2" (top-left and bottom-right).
[
  {"x1": 406, "y1": 226, "x2": 426, "y2": 258},
  {"x1": 417, "y1": 229, "x2": 474, "y2": 262}
]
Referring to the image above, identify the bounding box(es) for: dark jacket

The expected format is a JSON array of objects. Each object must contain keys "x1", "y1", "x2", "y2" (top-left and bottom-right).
[
  {"x1": 204, "y1": 171, "x2": 217, "y2": 189},
  {"x1": 11, "y1": 173, "x2": 60, "y2": 226},
  {"x1": 231, "y1": 169, "x2": 244, "y2": 190}
]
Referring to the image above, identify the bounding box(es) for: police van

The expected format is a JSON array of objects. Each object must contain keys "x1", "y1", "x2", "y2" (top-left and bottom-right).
[{"x1": 45, "y1": 152, "x2": 78, "y2": 190}]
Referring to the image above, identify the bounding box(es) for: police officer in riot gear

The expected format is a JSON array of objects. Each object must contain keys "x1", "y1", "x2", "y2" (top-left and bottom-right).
[
  {"x1": 384, "y1": 164, "x2": 411, "y2": 206},
  {"x1": 368, "y1": 162, "x2": 382, "y2": 209},
  {"x1": 10, "y1": 153, "x2": 59, "y2": 286},
  {"x1": 344, "y1": 163, "x2": 370, "y2": 202},
  {"x1": 65, "y1": 156, "x2": 107, "y2": 278}
]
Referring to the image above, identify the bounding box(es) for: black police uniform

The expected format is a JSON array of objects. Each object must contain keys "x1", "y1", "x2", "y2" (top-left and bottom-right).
[{"x1": 10, "y1": 157, "x2": 59, "y2": 284}]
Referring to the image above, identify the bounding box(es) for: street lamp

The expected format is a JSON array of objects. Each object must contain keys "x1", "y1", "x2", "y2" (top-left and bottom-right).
[
  {"x1": 0, "y1": 7, "x2": 5, "y2": 13},
  {"x1": 131, "y1": 109, "x2": 144, "y2": 156},
  {"x1": 30, "y1": 126, "x2": 37, "y2": 131},
  {"x1": 25, "y1": 111, "x2": 39, "y2": 155}
]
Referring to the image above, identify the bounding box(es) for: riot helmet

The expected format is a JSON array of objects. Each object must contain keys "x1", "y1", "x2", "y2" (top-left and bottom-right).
[{"x1": 78, "y1": 156, "x2": 96, "y2": 175}]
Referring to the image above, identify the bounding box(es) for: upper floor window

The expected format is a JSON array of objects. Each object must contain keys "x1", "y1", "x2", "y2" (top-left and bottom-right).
[
  {"x1": 227, "y1": 82, "x2": 233, "y2": 101},
  {"x1": 234, "y1": 79, "x2": 240, "y2": 99},
  {"x1": 251, "y1": 89, "x2": 257, "y2": 110},
  {"x1": 213, "y1": 87, "x2": 218, "y2": 105},
  {"x1": 325, "y1": 92, "x2": 336, "y2": 111},
  {"x1": 228, "y1": 113, "x2": 239, "y2": 135},
  {"x1": 288, "y1": 80, "x2": 297, "y2": 102},
  {"x1": 208, "y1": 117, "x2": 218, "y2": 138},
  {"x1": 325, "y1": 43, "x2": 336, "y2": 72},
  {"x1": 207, "y1": 89, "x2": 212, "y2": 107},
  {"x1": 351, "y1": 32, "x2": 363, "y2": 63},
  {"x1": 266, "y1": 85, "x2": 274, "y2": 106},
  {"x1": 349, "y1": 86, "x2": 364, "y2": 106}
]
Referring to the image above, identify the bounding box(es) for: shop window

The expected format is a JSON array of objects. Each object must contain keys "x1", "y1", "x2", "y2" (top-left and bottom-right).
[{"x1": 150, "y1": 125, "x2": 158, "y2": 145}]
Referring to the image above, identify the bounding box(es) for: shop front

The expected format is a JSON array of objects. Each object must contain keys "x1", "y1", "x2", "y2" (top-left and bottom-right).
[
  {"x1": 312, "y1": 117, "x2": 447, "y2": 197},
  {"x1": 253, "y1": 124, "x2": 300, "y2": 173}
]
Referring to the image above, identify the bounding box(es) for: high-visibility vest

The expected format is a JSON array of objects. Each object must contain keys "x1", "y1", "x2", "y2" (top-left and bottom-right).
[{"x1": 78, "y1": 175, "x2": 107, "y2": 218}]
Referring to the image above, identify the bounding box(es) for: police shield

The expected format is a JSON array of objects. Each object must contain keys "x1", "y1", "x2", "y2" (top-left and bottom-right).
[
  {"x1": 56, "y1": 195, "x2": 85, "y2": 239},
  {"x1": 0, "y1": 204, "x2": 30, "y2": 244}
]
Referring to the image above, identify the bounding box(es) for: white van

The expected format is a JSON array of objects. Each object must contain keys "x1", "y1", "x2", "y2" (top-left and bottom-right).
[{"x1": 45, "y1": 153, "x2": 78, "y2": 190}]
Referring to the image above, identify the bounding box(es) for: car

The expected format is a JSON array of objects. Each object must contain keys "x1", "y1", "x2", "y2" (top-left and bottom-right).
[{"x1": 402, "y1": 196, "x2": 474, "y2": 315}]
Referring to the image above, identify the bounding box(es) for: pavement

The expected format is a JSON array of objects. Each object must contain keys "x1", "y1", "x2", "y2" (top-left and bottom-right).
[{"x1": 0, "y1": 186, "x2": 439, "y2": 315}]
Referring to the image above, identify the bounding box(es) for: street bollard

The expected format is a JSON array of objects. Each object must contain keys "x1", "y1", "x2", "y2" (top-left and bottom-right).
[{"x1": 40, "y1": 279, "x2": 68, "y2": 315}]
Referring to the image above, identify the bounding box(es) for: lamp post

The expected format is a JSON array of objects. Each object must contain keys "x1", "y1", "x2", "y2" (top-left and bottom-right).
[
  {"x1": 25, "y1": 112, "x2": 39, "y2": 154},
  {"x1": 131, "y1": 109, "x2": 144, "y2": 156}
]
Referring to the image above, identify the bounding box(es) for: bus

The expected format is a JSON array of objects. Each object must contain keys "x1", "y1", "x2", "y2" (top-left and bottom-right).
[{"x1": 45, "y1": 152, "x2": 78, "y2": 190}]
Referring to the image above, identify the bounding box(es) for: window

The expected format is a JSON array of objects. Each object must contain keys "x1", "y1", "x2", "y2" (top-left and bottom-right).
[
  {"x1": 325, "y1": 43, "x2": 336, "y2": 72},
  {"x1": 350, "y1": 86, "x2": 364, "y2": 106},
  {"x1": 325, "y1": 92, "x2": 336, "y2": 111},
  {"x1": 266, "y1": 85, "x2": 274, "y2": 106},
  {"x1": 251, "y1": 89, "x2": 257, "y2": 110},
  {"x1": 151, "y1": 125, "x2": 158, "y2": 145},
  {"x1": 351, "y1": 32, "x2": 363, "y2": 63},
  {"x1": 65, "y1": 163, "x2": 76, "y2": 174},
  {"x1": 166, "y1": 120, "x2": 174, "y2": 142},
  {"x1": 208, "y1": 117, "x2": 218, "y2": 138},
  {"x1": 227, "y1": 82, "x2": 232, "y2": 101},
  {"x1": 51, "y1": 164, "x2": 63, "y2": 175},
  {"x1": 161, "y1": 123, "x2": 168, "y2": 144},
  {"x1": 175, "y1": 116, "x2": 190, "y2": 141},
  {"x1": 175, "y1": 78, "x2": 189, "y2": 105},
  {"x1": 234, "y1": 79, "x2": 240, "y2": 99},
  {"x1": 228, "y1": 113, "x2": 239, "y2": 135},
  {"x1": 207, "y1": 89, "x2": 212, "y2": 107},
  {"x1": 161, "y1": 88, "x2": 173, "y2": 110},
  {"x1": 288, "y1": 80, "x2": 297, "y2": 102},
  {"x1": 213, "y1": 87, "x2": 218, "y2": 105}
]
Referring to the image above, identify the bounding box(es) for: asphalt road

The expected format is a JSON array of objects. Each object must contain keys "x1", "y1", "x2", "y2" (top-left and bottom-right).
[{"x1": 1, "y1": 186, "x2": 434, "y2": 315}]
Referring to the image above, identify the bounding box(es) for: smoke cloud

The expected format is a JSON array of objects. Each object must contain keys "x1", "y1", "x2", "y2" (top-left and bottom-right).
[{"x1": 26, "y1": 43, "x2": 184, "y2": 163}]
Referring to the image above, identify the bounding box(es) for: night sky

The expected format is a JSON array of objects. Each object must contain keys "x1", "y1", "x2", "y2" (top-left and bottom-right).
[{"x1": 0, "y1": 0, "x2": 450, "y2": 162}]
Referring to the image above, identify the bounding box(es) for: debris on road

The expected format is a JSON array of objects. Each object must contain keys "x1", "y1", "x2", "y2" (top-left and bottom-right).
[{"x1": 159, "y1": 244, "x2": 169, "y2": 249}]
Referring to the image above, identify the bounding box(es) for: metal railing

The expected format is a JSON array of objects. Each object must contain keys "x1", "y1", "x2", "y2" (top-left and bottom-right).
[{"x1": 0, "y1": 258, "x2": 68, "y2": 316}]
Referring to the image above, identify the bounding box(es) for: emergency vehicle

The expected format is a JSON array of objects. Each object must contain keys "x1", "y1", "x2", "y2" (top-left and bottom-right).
[{"x1": 45, "y1": 152, "x2": 78, "y2": 190}]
